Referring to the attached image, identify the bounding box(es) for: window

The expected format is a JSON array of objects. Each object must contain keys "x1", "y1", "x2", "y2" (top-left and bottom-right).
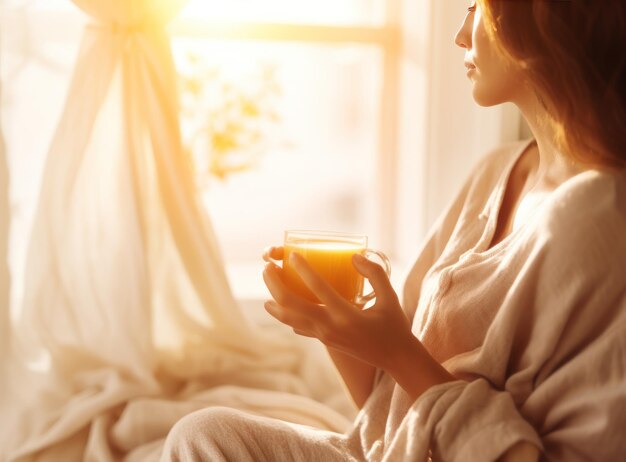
[
  {"x1": 170, "y1": 0, "x2": 403, "y2": 299},
  {"x1": 3, "y1": 1, "x2": 518, "y2": 308}
]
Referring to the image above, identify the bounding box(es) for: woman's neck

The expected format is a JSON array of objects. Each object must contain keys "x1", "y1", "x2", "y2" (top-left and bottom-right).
[{"x1": 516, "y1": 96, "x2": 588, "y2": 193}]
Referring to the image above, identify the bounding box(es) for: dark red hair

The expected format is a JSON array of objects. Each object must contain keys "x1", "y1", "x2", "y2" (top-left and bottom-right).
[{"x1": 478, "y1": 0, "x2": 626, "y2": 169}]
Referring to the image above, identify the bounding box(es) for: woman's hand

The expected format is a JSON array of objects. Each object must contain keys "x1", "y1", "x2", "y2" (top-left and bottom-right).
[
  {"x1": 262, "y1": 246, "x2": 412, "y2": 371},
  {"x1": 262, "y1": 246, "x2": 422, "y2": 375}
]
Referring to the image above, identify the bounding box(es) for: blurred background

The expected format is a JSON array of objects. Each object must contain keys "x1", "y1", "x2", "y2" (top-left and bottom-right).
[{"x1": 0, "y1": 0, "x2": 525, "y2": 317}]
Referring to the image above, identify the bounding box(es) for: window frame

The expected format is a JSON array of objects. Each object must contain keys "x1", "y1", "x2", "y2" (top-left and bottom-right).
[{"x1": 169, "y1": 1, "x2": 403, "y2": 257}]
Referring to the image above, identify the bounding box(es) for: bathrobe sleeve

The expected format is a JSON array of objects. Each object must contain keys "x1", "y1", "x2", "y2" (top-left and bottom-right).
[{"x1": 384, "y1": 172, "x2": 626, "y2": 462}]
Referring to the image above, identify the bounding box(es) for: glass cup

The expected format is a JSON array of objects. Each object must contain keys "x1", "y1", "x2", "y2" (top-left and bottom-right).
[{"x1": 278, "y1": 230, "x2": 391, "y2": 304}]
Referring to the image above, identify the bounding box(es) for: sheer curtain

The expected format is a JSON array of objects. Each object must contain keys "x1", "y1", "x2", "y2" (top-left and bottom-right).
[
  {"x1": 1, "y1": 1, "x2": 352, "y2": 460},
  {"x1": 0, "y1": 61, "x2": 9, "y2": 401}
]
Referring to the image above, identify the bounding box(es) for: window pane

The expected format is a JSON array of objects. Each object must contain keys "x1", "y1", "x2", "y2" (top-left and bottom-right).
[
  {"x1": 172, "y1": 39, "x2": 383, "y2": 297},
  {"x1": 179, "y1": 0, "x2": 387, "y2": 26}
]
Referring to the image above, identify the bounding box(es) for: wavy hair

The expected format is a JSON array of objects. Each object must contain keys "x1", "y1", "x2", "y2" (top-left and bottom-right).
[{"x1": 477, "y1": 0, "x2": 626, "y2": 169}]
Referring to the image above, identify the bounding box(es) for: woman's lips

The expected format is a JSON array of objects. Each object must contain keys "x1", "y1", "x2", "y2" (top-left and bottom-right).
[{"x1": 464, "y1": 61, "x2": 477, "y2": 77}]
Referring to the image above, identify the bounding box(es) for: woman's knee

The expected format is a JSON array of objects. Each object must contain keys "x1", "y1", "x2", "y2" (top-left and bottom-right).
[{"x1": 162, "y1": 406, "x2": 243, "y2": 461}]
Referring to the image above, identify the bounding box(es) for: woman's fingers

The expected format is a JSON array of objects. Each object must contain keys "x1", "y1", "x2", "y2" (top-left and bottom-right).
[
  {"x1": 264, "y1": 299, "x2": 327, "y2": 338},
  {"x1": 262, "y1": 263, "x2": 329, "y2": 325},
  {"x1": 262, "y1": 246, "x2": 284, "y2": 262},
  {"x1": 292, "y1": 329, "x2": 316, "y2": 338},
  {"x1": 352, "y1": 254, "x2": 398, "y2": 305},
  {"x1": 264, "y1": 300, "x2": 302, "y2": 328},
  {"x1": 263, "y1": 262, "x2": 299, "y2": 307},
  {"x1": 289, "y1": 253, "x2": 347, "y2": 308}
]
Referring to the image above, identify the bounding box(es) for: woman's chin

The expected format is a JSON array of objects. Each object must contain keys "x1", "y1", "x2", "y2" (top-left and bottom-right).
[
  {"x1": 469, "y1": 79, "x2": 515, "y2": 107},
  {"x1": 471, "y1": 88, "x2": 507, "y2": 107}
]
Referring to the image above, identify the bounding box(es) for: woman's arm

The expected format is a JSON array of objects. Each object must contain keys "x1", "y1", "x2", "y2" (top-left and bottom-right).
[
  {"x1": 386, "y1": 334, "x2": 455, "y2": 402},
  {"x1": 325, "y1": 347, "x2": 376, "y2": 408}
]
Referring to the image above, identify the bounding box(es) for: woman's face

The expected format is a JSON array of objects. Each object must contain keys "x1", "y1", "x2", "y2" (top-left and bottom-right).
[{"x1": 454, "y1": 2, "x2": 524, "y2": 106}]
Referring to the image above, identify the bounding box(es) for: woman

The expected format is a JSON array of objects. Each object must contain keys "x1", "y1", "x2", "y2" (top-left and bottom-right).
[{"x1": 162, "y1": 1, "x2": 626, "y2": 460}]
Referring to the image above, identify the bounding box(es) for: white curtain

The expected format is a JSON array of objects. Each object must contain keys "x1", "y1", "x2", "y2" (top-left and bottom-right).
[
  {"x1": 0, "y1": 58, "x2": 10, "y2": 402},
  {"x1": 2, "y1": 1, "x2": 352, "y2": 460}
]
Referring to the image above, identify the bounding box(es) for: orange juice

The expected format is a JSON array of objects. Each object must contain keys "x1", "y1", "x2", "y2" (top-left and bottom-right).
[{"x1": 283, "y1": 241, "x2": 365, "y2": 303}]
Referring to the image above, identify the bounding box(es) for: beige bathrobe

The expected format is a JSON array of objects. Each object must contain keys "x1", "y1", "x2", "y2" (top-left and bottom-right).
[{"x1": 163, "y1": 140, "x2": 626, "y2": 461}]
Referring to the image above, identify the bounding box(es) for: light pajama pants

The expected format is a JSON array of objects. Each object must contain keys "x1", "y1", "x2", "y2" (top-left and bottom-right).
[{"x1": 160, "y1": 407, "x2": 356, "y2": 461}]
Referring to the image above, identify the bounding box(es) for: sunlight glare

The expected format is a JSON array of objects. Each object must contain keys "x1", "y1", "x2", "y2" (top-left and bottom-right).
[{"x1": 178, "y1": 0, "x2": 384, "y2": 26}]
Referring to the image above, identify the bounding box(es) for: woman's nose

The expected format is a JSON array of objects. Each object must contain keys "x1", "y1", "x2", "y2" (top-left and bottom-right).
[{"x1": 454, "y1": 14, "x2": 472, "y2": 49}]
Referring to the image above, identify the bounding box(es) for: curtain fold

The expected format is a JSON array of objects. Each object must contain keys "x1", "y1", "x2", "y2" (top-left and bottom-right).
[
  {"x1": 0, "y1": 55, "x2": 11, "y2": 405},
  {"x1": 3, "y1": 1, "x2": 353, "y2": 459}
]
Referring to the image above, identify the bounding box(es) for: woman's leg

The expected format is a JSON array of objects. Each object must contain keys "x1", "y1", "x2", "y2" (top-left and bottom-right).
[{"x1": 160, "y1": 406, "x2": 353, "y2": 462}]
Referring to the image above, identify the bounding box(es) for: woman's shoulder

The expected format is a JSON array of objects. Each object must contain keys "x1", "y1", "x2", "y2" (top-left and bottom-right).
[
  {"x1": 543, "y1": 168, "x2": 626, "y2": 235},
  {"x1": 535, "y1": 168, "x2": 626, "y2": 274}
]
